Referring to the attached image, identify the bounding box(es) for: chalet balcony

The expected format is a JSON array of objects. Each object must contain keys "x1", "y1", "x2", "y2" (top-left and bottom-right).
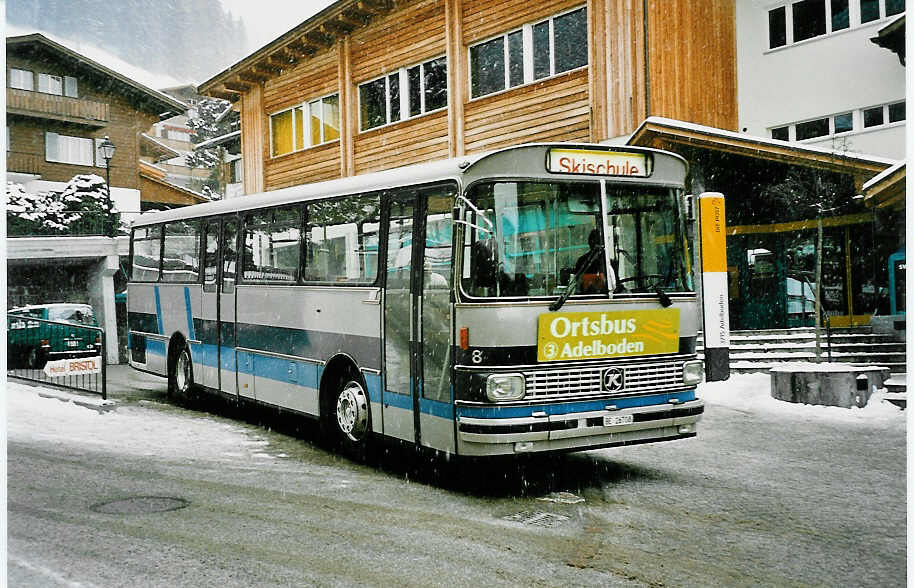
[{"x1": 7, "y1": 88, "x2": 109, "y2": 127}]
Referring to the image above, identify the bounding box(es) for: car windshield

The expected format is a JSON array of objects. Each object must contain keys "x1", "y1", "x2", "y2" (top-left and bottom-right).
[
  {"x1": 459, "y1": 180, "x2": 693, "y2": 299},
  {"x1": 48, "y1": 305, "x2": 97, "y2": 326}
]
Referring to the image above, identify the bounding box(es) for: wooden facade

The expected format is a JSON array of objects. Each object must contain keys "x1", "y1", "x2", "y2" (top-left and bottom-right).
[
  {"x1": 6, "y1": 34, "x2": 187, "y2": 204},
  {"x1": 199, "y1": 0, "x2": 737, "y2": 194}
]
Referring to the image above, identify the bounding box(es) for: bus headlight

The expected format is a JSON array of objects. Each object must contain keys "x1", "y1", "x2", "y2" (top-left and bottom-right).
[
  {"x1": 486, "y1": 373, "x2": 525, "y2": 402},
  {"x1": 683, "y1": 360, "x2": 704, "y2": 385}
]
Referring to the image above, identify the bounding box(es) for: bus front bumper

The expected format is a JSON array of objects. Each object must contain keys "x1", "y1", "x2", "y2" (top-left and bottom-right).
[{"x1": 456, "y1": 398, "x2": 704, "y2": 456}]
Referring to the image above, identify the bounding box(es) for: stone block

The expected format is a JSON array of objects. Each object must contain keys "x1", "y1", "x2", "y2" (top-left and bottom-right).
[{"x1": 770, "y1": 364, "x2": 890, "y2": 408}]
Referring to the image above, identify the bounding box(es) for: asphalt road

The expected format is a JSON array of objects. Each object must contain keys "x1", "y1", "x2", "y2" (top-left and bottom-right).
[{"x1": 7, "y1": 368, "x2": 907, "y2": 587}]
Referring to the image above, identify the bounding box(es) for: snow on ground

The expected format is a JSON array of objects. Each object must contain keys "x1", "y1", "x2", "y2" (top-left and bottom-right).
[
  {"x1": 6, "y1": 381, "x2": 277, "y2": 463},
  {"x1": 8, "y1": 372, "x2": 905, "y2": 459},
  {"x1": 699, "y1": 372, "x2": 906, "y2": 429}
]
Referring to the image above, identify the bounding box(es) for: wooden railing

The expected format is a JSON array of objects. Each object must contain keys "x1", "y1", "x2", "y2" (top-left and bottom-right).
[{"x1": 7, "y1": 88, "x2": 109, "y2": 124}]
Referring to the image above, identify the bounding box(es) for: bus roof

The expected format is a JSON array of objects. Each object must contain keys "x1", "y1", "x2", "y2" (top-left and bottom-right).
[{"x1": 132, "y1": 143, "x2": 686, "y2": 227}]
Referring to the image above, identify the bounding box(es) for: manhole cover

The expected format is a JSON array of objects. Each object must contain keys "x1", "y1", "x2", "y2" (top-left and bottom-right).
[
  {"x1": 503, "y1": 511, "x2": 570, "y2": 528},
  {"x1": 91, "y1": 496, "x2": 189, "y2": 514}
]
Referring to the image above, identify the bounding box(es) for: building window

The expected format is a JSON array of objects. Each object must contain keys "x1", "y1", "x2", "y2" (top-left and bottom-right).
[
  {"x1": 860, "y1": 0, "x2": 881, "y2": 21},
  {"x1": 359, "y1": 56, "x2": 447, "y2": 132},
  {"x1": 270, "y1": 93, "x2": 340, "y2": 157},
  {"x1": 9, "y1": 68, "x2": 34, "y2": 91},
  {"x1": 834, "y1": 112, "x2": 853, "y2": 133},
  {"x1": 38, "y1": 73, "x2": 63, "y2": 95},
  {"x1": 771, "y1": 101, "x2": 904, "y2": 141},
  {"x1": 795, "y1": 117, "x2": 830, "y2": 140},
  {"x1": 793, "y1": 0, "x2": 827, "y2": 43},
  {"x1": 64, "y1": 76, "x2": 78, "y2": 98},
  {"x1": 768, "y1": 0, "x2": 897, "y2": 49},
  {"x1": 831, "y1": 0, "x2": 850, "y2": 30},
  {"x1": 470, "y1": 6, "x2": 588, "y2": 99},
  {"x1": 771, "y1": 126, "x2": 789, "y2": 141},
  {"x1": 45, "y1": 132, "x2": 94, "y2": 166},
  {"x1": 888, "y1": 101, "x2": 905, "y2": 122},
  {"x1": 863, "y1": 106, "x2": 885, "y2": 127}
]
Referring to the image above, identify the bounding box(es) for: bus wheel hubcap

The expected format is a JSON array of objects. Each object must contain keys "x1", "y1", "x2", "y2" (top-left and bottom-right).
[
  {"x1": 176, "y1": 350, "x2": 190, "y2": 392},
  {"x1": 336, "y1": 382, "x2": 368, "y2": 441}
]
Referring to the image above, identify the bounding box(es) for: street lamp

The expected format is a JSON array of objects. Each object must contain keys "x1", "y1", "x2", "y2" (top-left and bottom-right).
[{"x1": 97, "y1": 136, "x2": 116, "y2": 236}]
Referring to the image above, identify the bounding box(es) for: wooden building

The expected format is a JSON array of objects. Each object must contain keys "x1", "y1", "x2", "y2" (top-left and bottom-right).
[
  {"x1": 6, "y1": 33, "x2": 208, "y2": 211},
  {"x1": 198, "y1": 0, "x2": 737, "y2": 194}
]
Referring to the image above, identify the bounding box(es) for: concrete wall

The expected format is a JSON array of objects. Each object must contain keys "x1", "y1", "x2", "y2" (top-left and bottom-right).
[{"x1": 736, "y1": 0, "x2": 905, "y2": 159}]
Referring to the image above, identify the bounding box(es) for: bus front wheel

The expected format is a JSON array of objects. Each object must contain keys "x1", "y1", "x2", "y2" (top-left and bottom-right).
[
  {"x1": 331, "y1": 376, "x2": 371, "y2": 455},
  {"x1": 168, "y1": 344, "x2": 194, "y2": 400}
]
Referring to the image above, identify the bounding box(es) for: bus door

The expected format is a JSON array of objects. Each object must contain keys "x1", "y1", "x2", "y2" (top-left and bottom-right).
[
  {"x1": 200, "y1": 217, "x2": 238, "y2": 395},
  {"x1": 383, "y1": 186, "x2": 455, "y2": 448}
]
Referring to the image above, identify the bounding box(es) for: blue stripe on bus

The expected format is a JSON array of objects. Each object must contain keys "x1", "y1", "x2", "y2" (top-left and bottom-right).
[
  {"x1": 455, "y1": 390, "x2": 697, "y2": 419},
  {"x1": 146, "y1": 338, "x2": 167, "y2": 357},
  {"x1": 153, "y1": 286, "x2": 163, "y2": 334},
  {"x1": 420, "y1": 397, "x2": 454, "y2": 419},
  {"x1": 363, "y1": 373, "x2": 382, "y2": 404},
  {"x1": 383, "y1": 389, "x2": 413, "y2": 410},
  {"x1": 184, "y1": 287, "x2": 196, "y2": 341}
]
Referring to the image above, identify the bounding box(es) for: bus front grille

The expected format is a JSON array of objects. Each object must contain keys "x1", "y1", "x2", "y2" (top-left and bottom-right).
[{"x1": 523, "y1": 360, "x2": 686, "y2": 399}]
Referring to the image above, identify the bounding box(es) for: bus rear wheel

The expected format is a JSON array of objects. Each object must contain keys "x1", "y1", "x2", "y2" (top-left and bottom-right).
[{"x1": 331, "y1": 376, "x2": 371, "y2": 456}]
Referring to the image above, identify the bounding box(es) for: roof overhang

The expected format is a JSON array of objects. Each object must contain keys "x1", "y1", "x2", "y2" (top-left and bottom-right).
[
  {"x1": 140, "y1": 133, "x2": 182, "y2": 161},
  {"x1": 198, "y1": 0, "x2": 394, "y2": 101},
  {"x1": 628, "y1": 117, "x2": 896, "y2": 187},
  {"x1": 139, "y1": 161, "x2": 211, "y2": 205},
  {"x1": 861, "y1": 161, "x2": 905, "y2": 210},
  {"x1": 6, "y1": 33, "x2": 187, "y2": 115},
  {"x1": 871, "y1": 15, "x2": 905, "y2": 65}
]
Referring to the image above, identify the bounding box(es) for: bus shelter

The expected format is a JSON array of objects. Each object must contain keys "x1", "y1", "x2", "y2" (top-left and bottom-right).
[{"x1": 628, "y1": 117, "x2": 903, "y2": 331}]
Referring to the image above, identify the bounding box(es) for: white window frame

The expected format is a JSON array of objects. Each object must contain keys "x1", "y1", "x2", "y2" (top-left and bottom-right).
[
  {"x1": 468, "y1": 5, "x2": 588, "y2": 100},
  {"x1": 64, "y1": 76, "x2": 78, "y2": 98},
  {"x1": 767, "y1": 0, "x2": 900, "y2": 50},
  {"x1": 769, "y1": 100, "x2": 905, "y2": 141},
  {"x1": 45, "y1": 131, "x2": 94, "y2": 166},
  {"x1": 269, "y1": 92, "x2": 340, "y2": 157},
  {"x1": 358, "y1": 55, "x2": 448, "y2": 132},
  {"x1": 38, "y1": 73, "x2": 63, "y2": 95},
  {"x1": 9, "y1": 68, "x2": 34, "y2": 91}
]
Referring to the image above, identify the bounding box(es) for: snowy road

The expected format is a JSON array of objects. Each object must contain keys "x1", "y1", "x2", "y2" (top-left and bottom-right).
[{"x1": 6, "y1": 374, "x2": 907, "y2": 587}]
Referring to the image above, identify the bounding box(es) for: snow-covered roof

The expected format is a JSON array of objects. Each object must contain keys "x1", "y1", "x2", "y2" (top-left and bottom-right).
[
  {"x1": 862, "y1": 160, "x2": 905, "y2": 191},
  {"x1": 195, "y1": 130, "x2": 241, "y2": 151},
  {"x1": 630, "y1": 117, "x2": 899, "y2": 170}
]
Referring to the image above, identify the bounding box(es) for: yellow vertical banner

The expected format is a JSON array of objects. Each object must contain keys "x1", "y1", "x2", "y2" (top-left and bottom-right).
[{"x1": 699, "y1": 192, "x2": 730, "y2": 381}]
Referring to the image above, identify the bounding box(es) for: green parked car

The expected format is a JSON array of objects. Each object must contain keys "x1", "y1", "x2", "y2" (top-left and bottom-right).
[{"x1": 7, "y1": 303, "x2": 102, "y2": 369}]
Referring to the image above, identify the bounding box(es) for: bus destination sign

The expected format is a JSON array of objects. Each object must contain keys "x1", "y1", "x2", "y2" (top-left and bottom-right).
[
  {"x1": 537, "y1": 309, "x2": 680, "y2": 362},
  {"x1": 547, "y1": 148, "x2": 649, "y2": 177}
]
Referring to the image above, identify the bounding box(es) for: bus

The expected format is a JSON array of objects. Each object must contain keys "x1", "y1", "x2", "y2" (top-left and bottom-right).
[{"x1": 127, "y1": 143, "x2": 708, "y2": 457}]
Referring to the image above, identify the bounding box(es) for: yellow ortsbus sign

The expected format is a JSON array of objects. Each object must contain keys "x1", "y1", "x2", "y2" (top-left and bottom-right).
[{"x1": 537, "y1": 309, "x2": 680, "y2": 362}]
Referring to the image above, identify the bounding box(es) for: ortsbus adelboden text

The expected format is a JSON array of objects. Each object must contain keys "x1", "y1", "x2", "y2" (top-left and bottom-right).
[{"x1": 127, "y1": 143, "x2": 708, "y2": 457}]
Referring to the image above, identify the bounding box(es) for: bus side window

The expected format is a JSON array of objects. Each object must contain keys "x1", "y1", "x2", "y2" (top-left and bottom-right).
[
  {"x1": 203, "y1": 222, "x2": 219, "y2": 290},
  {"x1": 222, "y1": 220, "x2": 238, "y2": 293}
]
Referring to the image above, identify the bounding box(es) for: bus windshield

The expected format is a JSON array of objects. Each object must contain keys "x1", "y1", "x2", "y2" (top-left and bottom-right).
[{"x1": 460, "y1": 180, "x2": 693, "y2": 299}]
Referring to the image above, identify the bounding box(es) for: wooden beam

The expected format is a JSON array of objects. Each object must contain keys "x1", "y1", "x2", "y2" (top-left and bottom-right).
[
  {"x1": 208, "y1": 88, "x2": 238, "y2": 101},
  {"x1": 307, "y1": 27, "x2": 337, "y2": 48},
  {"x1": 238, "y1": 71, "x2": 269, "y2": 84},
  {"x1": 357, "y1": 0, "x2": 390, "y2": 13},
  {"x1": 337, "y1": 11, "x2": 369, "y2": 28},
  {"x1": 323, "y1": 18, "x2": 356, "y2": 35},
  {"x1": 285, "y1": 39, "x2": 317, "y2": 58},
  {"x1": 223, "y1": 80, "x2": 250, "y2": 92}
]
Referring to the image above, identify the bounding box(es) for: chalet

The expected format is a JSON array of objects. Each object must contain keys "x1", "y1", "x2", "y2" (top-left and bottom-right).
[{"x1": 6, "y1": 33, "x2": 209, "y2": 218}]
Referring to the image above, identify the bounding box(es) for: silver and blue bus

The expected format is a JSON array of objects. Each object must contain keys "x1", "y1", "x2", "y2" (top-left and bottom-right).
[{"x1": 127, "y1": 143, "x2": 706, "y2": 457}]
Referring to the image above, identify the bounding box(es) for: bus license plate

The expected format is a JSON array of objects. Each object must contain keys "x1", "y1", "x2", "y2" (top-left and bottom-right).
[
  {"x1": 603, "y1": 414, "x2": 633, "y2": 426},
  {"x1": 66, "y1": 340, "x2": 79, "y2": 348}
]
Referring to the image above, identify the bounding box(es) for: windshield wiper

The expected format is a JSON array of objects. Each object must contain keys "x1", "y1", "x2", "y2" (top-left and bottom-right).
[{"x1": 549, "y1": 246, "x2": 603, "y2": 312}]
